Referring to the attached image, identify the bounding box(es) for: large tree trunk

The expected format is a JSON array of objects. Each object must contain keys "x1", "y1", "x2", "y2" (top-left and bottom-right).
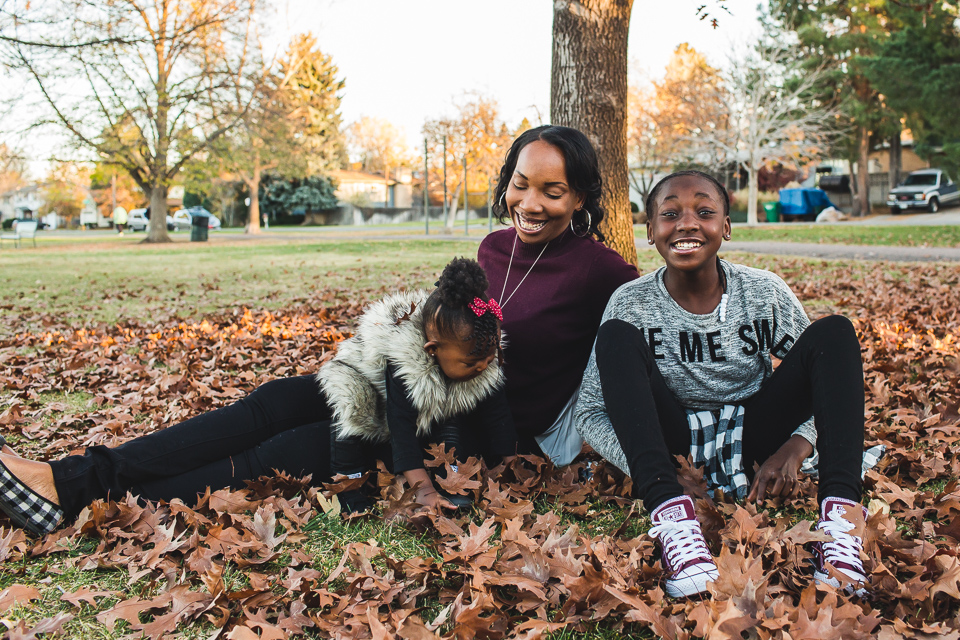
[
  {"x1": 889, "y1": 129, "x2": 902, "y2": 191},
  {"x1": 146, "y1": 183, "x2": 171, "y2": 243},
  {"x1": 854, "y1": 126, "x2": 871, "y2": 217},
  {"x1": 551, "y1": 0, "x2": 637, "y2": 266},
  {"x1": 746, "y1": 166, "x2": 760, "y2": 226}
]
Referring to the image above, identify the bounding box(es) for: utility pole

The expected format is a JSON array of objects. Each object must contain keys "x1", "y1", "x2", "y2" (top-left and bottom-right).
[
  {"x1": 442, "y1": 135, "x2": 448, "y2": 226},
  {"x1": 463, "y1": 157, "x2": 468, "y2": 236},
  {"x1": 423, "y1": 138, "x2": 429, "y2": 235}
]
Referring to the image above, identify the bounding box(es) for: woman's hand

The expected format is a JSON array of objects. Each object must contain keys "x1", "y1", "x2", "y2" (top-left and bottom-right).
[{"x1": 746, "y1": 435, "x2": 814, "y2": 502}]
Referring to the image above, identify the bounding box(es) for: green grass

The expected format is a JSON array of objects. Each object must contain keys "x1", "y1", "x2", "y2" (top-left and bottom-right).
[
  {"x1": 635, "y1": 223, "x2": 960, "y2": 247},
  {"x1": 0, "y1": 239, "x2": 480, "y2": 331}
]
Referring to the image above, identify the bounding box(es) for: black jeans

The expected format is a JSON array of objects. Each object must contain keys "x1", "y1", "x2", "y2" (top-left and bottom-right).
[
  {"x1": 49, "y1": 376, "x2": 332, "y2": 520},
  {"x1": 595, "y1": 315, "x2": 864, "y2": 512}
]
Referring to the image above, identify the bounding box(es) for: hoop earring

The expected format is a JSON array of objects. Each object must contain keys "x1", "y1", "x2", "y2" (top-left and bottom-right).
[
  {"x1": 499, "y1": 192, "x2": 506, "y2": 209},
  {"x1": 570, "y1": 209, "x2": 593, "y2": 238}
]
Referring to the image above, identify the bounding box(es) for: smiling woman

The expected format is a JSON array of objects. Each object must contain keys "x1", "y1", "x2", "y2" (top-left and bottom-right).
[{"x1": 476, "y1": 125, "x2": 639, "y2": 464}]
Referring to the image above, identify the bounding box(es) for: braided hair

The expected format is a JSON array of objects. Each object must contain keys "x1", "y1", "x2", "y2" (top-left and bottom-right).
[{"x1": 422, "y1": 258, "x2": 500, "y2": 357}]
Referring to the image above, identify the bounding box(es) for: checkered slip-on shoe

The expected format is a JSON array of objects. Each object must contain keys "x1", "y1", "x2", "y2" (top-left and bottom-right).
[{"x1": 0, "y1": 457, "x2": 64, "y2": 536}]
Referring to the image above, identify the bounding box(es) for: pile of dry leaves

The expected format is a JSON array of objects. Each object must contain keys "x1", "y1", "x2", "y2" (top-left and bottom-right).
[{"x1": 0, "y1": 260, "x2": 959, "y2": 639}]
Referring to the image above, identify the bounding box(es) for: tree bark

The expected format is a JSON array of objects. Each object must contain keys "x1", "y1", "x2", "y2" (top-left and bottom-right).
[
  {"x1": 246, "y1": 162, "x2": 262, "y2": 234},
  {"x1": 889, "y1": 129, "x2": 902, "y2": 190},
  {"x1": 146, "y1": 183, "x2": 171, "y2": 243},
  {"x1": 444, "y1": 182, "x2": 463, "y2": 235},
  {"x1": 551, "y1": 0, "x2": 637, "y2": 265},
  {"x1": 855, "y1": 126, "x2": 871, "y2": 216},
  {"x1": 747, "y1": 166, "x2": 760, "y2": 226}
]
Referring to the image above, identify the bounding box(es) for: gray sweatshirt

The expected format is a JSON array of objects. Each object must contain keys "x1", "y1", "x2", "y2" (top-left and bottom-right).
[{"x1": 575, "y1": 260, "x2": 817, "y2": 476}]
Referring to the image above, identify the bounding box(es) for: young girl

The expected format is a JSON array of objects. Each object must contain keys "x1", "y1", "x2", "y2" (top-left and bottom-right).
[
  {"x1": 0, "y1": 258, "x2": 515, "y2": 535},
  {"x1": 575, "y1": 171, "x2": 868, "y2": 598}
]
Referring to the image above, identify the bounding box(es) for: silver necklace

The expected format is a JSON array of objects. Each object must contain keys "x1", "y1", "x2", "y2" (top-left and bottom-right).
[{"x1": 499, "y1": 234, "x2": 549, "y2": 308}]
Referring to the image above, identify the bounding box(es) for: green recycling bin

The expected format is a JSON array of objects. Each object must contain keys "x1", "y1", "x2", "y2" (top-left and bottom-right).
[{"x1": 762, "y1": 201, "x2": 781, "y2": 223}]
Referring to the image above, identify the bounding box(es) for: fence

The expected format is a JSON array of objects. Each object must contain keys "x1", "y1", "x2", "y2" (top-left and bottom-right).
[{"x1": 303, "y1": 204, "x2": 495, "y2": 227}]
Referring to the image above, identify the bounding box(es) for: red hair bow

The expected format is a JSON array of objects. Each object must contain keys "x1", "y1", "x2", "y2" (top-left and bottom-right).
[{"x1": 469, "y1": 297, "x2": 503, "y2": 321}]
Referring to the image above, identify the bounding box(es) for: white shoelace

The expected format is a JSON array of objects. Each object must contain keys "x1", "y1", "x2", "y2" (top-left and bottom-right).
[
  {"x1": 819, "y1": 512, "x2": 865, "y2": 571},
  {"x1": 649, "y1": 520, "x2": 711, "y2": 568}
]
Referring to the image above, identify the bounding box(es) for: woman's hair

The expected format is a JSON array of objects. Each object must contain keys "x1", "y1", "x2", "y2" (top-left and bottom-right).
[
  {"x1": 645, "y1": 170, "x2": 730, "y2": 218},
  {"x1": 422, "y1": 257, "x2": 500, "y2": 357},
  {"x1": 492, "y1": 125, "x2": 606, "y2": 242}
]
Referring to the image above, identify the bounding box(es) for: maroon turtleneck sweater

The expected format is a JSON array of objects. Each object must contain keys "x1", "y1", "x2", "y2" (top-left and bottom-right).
[{"x1": 478, "y1": 228, "x2": 639, "y2": 449}]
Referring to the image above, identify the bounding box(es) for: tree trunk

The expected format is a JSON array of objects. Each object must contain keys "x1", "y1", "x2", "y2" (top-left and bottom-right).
[
  {"x1": 551, "y1": 0, "x2": 637, "y2": 265},
  {"x1": 855, "y1": 127, "x2": 871, "y2": 216},
  {"x1": 444, "y1": 182, "x2": 463, "y2": 234},
  {"x1": 747, "y1": 167, "x2": 760, "y2": 226},
  {"x1": 889, "y1": 129, "x2": 902, "y2": 190},
  {"x1": 246, "y1": 165, "x2": 262, "y2": 234},
  {"x1": 145, "y1": 183, "x2": 171, "y2": 243}
]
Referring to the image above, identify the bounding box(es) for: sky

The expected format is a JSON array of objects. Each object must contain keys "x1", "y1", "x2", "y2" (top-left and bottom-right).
[{"x1": 270, "y1": 0, "x2": 762, "y2": 155}]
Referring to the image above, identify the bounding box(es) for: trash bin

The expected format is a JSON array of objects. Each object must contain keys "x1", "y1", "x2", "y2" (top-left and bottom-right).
[
  {"x1": 763, "y1": 201, "x2": 781, "y2": 223},
  {"x1": 190, "y1": 211, "x2": 209, "y2": 242}
]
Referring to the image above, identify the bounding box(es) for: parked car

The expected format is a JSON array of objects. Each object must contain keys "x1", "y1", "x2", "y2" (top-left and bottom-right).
[
  {"x1": 128, "y1": 208, "x2": 176, "y2": 232},
  {"x1": 887, "y1": 168, "x2": 959, "y2": 213},
  {"x1": 170, "y1": 207, "x2": 222, "y2": 231}
]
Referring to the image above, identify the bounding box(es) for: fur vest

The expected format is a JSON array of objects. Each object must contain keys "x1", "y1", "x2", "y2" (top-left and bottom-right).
[{"x1": 316, "y1": 289, "x2": 505, "y2": 443}]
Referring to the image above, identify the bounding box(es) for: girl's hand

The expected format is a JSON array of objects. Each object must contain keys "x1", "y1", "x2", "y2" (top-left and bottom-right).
[
  {"x1": 746, "y1": 435, "x2": 814, "y2": 502},
  {"x1": 415, "y1": 488, "x2": 455, "y2": 511},
  {"x1": 404, "y1": 468, "x2": 455, "y2": 511}
]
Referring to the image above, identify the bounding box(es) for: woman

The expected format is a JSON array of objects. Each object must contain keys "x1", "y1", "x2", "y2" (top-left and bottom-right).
[{"x1": 478, "y1": 126, "x2": 639, "y2": 463}]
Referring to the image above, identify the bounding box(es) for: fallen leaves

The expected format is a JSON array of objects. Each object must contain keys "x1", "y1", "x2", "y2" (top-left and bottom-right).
[{"x1": 0, "y1": 259, "x2": 959, "y2": 638}]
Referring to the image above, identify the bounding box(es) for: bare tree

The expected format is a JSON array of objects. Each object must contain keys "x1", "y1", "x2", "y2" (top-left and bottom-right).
[
  {"x1": 1, "y1": 0, "x2": 260, "y2": 242},
  {"x1": 691, "y1": 43, "x2": 839, "y2": 225},
  {"x1": 423, "y1": 94, "x2": 512, "y2": 234},
  {"x1": 628, "y1": 45, "x2": 729, "y2": 213}
]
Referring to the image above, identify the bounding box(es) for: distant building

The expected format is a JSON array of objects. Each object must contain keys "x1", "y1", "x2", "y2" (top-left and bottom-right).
[
  {"x1": 0, "y1": 184, "x2": 43, "y2": 222},
  {"x1": 329, "y1": 169, "x2": 412, "y2": 208}
]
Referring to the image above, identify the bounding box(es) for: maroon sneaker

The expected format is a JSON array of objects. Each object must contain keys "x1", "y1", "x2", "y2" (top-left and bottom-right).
[
  {"x1": 649, "y1": 495, "x2": 718, "y2": 597},
  {"x1": 813, "y1": 497, "x2": 868, "y2": 594}
]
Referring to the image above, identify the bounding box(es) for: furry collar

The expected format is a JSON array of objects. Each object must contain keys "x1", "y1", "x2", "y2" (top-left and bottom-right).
[{"x1": 316, "y1": 289, "x2": 505, "y2": 442}]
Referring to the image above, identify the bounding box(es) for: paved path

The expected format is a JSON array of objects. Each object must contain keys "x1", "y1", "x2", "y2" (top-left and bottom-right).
[{"x1": 636, "y1": 240, "x2": 960, "y2": 262}]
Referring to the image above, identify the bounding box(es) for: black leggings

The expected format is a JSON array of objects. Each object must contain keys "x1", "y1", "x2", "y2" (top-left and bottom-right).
[
  {"x1": 49, "y1": 376, "x2": 332, "y2": 520},
  {"x1": 595, "y1": 315, "x2": 864, "y2": 512}
]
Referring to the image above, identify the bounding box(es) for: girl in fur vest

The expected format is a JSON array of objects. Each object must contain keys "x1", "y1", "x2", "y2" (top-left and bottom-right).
[{"x1": 0, "y1": 259, "x2": 515, "y2": 535}]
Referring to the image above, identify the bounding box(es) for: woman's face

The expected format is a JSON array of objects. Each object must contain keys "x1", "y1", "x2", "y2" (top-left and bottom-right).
[{"x1": 504, "y1": 140, "x2": 584, "y2": 245}]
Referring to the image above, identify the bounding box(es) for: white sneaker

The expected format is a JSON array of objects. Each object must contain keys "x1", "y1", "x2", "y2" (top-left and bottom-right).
[
  {"x1": 649, "y1": 495, "x2": 718, "y2": 597},
  {"x1": 813, "y1": 497, "x2": 868, "y2": 595}
]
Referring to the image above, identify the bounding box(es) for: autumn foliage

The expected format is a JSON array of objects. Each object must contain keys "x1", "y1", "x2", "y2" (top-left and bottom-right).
[{"x1": 1, "y1": 258, "x2": 959, "y2": 638}]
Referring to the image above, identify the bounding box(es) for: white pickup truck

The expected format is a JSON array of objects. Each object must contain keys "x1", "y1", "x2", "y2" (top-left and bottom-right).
[{"x1": 887, "y1": 168, "x2": 959, "y2": 213}]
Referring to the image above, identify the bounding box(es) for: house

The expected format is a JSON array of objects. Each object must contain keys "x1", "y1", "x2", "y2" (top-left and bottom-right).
[
  {"x1": 0, "y1": 184, "x2": 43, "y2": 222},
  {"x1": 329, "y1": 169, "x2": 412, "y2": 208}
]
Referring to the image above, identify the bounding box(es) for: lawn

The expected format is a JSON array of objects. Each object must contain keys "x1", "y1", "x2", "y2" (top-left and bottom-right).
[
  {"x1": 1, "y1": 239, "x2": 959, "y2": 639},
  {"x1": 635, "y1": 222, "x2": 960, "y2": 247}
]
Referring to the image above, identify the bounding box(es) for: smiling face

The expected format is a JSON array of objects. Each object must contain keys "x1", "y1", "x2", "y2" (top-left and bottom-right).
[
  {"x1": 647, "y1": 174, "x2": 731, "y2": 275},
  {"x1": 424, "y1": 320, "x2": 497, "y2": 383},
  {"x1": 504, "y1": 139, "x2": 584, "y2": 245}
]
